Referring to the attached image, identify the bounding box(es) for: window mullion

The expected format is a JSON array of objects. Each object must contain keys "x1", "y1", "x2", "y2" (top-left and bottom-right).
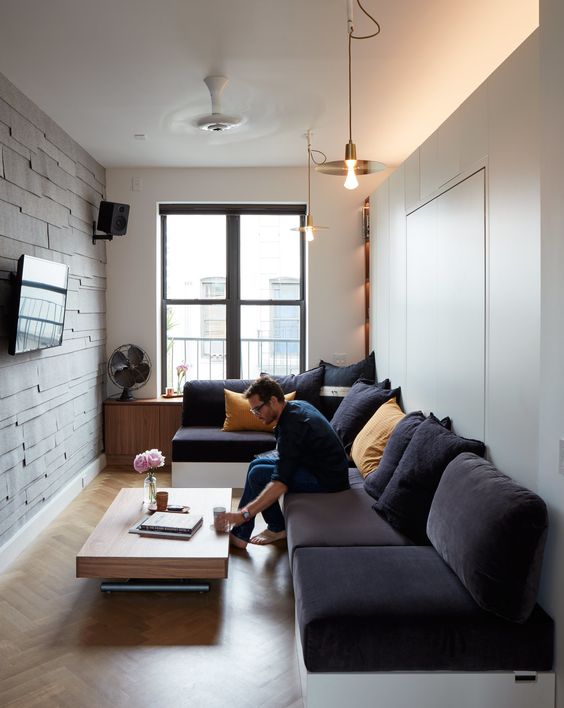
[
  {"x1": 160, "y1": 213, "x2": 168, "y2": 394},
  {"x1": 300, "y1": 222, "x2": 306, "y2": 371},
  {"x1": 226, "y1": 214, "x2": 240, "y2": 378}
]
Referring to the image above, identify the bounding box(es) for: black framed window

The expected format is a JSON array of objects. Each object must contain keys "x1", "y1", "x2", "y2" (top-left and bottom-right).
[{"x1": 160, "y1": 204, "x2": 306, "y2": 391}]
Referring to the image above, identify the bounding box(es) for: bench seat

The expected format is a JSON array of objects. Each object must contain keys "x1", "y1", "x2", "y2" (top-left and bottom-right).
[{"x1": 293, "y1": 545, "x2": 554, "y2": 673}]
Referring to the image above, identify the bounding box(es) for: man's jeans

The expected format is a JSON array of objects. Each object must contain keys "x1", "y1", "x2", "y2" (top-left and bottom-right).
[{"x1": 231, "y1": 457, "x2": 324, "y2": 542}]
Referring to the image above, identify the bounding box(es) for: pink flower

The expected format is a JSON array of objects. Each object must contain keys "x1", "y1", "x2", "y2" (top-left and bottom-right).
[
  {"x1": 176, "y1": 362, "x2": 189, "y2": 376},
  {"x1": 133, "y1": 448, "x2": 165, "y2": 473},
  {"x1": 146, "y1": 448, "x2": 165, "y2": 468},
  {"x1": 133, "y1": 452, "x2": 150, "y2": 473}
]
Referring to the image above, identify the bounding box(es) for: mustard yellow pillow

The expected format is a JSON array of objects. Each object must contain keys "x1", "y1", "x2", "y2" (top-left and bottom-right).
[
  {"x1": 223, "y1": 389, "x2": 296, "y2": 432},
  {"x1": 351, "y1": 398, "x2": 405, "y2": 477}
]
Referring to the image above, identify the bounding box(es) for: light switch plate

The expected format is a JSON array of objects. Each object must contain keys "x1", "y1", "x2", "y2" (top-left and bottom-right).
[{"x1": 558, "y1": 439, "x2": 564, "y2": 475}]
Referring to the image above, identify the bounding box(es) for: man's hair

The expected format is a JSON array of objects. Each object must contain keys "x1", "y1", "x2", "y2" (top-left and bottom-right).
[{"x1": 244, "y1": 375, "x2": 285, "y2": 403}]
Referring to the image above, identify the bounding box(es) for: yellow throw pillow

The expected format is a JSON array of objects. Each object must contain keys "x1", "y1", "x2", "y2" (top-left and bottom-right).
[
  {"x1": 223, "y1": 389, "x2": 296, "y2": 432},
  {"x1": 351, "y1": 398, "x2": 405, "y2": 477}
]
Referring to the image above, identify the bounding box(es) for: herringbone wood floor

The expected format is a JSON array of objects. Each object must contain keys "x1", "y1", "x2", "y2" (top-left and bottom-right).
[{"x1": 0, "y1": 468, "x2": 303, "y2": 708}]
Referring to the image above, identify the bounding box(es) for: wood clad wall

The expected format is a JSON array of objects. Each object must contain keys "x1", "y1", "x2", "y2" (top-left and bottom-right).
[{"x1": 0, "y1": 71, "x2": 106, "y2": 547}]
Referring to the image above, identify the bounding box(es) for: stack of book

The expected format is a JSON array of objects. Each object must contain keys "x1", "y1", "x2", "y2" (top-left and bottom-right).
[{"x1": 129, "y1": 512, "x2": 203, "y2": 540}]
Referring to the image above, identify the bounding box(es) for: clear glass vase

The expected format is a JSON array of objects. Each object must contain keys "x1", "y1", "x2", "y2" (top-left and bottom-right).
[{"x1": 143, "y1": 472, "x2": 157, "y2": 506}]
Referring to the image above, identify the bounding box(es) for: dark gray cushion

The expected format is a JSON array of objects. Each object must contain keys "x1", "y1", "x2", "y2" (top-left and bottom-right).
[
  {"x1": 293, "y1": 546, "x2": 554, "y2": 672},
  {"x1": 363, "y1": 411, "x2": 425, "y2": 501},
  {"x1": 330, "y1": 381, "x2": 400, "y2": 453},
  {"x1": 172, "y1": 426, "x2": 275, "y2": 462},
  {"x1": 284, "y1": 484, "x2": 412, "y2": 566},
  {"x1": 318, "y1": 352, "x2": 377, "y2": 419},
  {"x1": 374, "y1": 415, "x2": 486, "y2": 543},
  {"x1": 268, "y1": 365, "x2": 325, "y2": 412},
  {"x1": 427, "y1": 452, "x2": 549, "y2": 623},
  {"x1": 182, "y1": 379, "x2": 254, "y2": 427}
]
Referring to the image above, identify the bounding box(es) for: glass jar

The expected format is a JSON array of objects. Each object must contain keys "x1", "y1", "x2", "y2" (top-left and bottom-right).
[{"x1": 143, "y1": 472, "x2": 157, "y2": 506}]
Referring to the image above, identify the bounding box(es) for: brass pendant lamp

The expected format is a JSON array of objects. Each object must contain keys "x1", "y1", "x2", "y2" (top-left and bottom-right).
[
  {"x1": 292, "y1": 131, "x2": 328, "y2": 242},
  {"x1": 316, "y1": 0, "x2": 386, "y2": 189}
]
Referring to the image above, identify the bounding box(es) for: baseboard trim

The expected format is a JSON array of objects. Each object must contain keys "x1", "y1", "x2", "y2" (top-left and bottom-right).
[{"x1": 0, "y1": 453, "x2": 106, "y2": 574}]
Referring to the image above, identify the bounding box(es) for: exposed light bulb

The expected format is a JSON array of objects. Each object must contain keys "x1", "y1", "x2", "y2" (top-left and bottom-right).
[
  {"x1": 344, "y1": 159, "x2": 359, "y2": 190},
  {"x1": 305, "y1": 226, "x2": 314, "y2": 242},
  {"x1": 344, "y1": 141, "x2": 359, "y2": 189}
]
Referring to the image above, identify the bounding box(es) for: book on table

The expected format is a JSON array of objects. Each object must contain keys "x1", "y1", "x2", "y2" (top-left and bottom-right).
[
  {"x1": 129, "y1": 512, "x2": 203, "y2": 539},
  {"x1": 140, "y1": 512, "x2": 203, "y2": 533}
]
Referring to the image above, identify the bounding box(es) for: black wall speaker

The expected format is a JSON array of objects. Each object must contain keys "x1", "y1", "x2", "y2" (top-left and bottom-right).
[{"x1": 97, "y1": 201, "x2": 130, "y2": 236}]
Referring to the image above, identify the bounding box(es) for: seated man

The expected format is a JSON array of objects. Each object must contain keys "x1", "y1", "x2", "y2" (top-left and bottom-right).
[{"x1": 215, "y1": 376, "x2": 349, "y2": 548}]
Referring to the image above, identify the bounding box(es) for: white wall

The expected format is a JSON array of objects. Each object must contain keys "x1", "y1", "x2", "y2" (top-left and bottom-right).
[
  {"x1": 105, "y1": 167, "x2": 388, "y2": 398},
  {"x1": 539, "y1": 0, "x2": 564, "y2": 704}
]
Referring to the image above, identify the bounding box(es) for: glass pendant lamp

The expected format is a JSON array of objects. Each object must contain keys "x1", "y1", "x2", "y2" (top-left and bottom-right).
[
  {"x1": 292, "y1": 131, "x2": 328, "y2": 242},
  {"x1": 316, "y1": 0, "x2": 386, "y2": 189}
]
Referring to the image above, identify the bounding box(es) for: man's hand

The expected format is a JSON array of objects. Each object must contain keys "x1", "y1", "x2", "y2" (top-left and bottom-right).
[
  {"x1": 214, "y1": 511, "x2": 243, "y2": 533},
  {"x1": 213, "y1": 481, "x2": 288, "y2": 534}
]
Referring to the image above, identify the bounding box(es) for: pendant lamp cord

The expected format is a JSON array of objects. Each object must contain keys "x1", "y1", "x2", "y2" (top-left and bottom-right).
[
  {"x1": 306, "y1": 134, "x2": 327, "y2": 205},
  {"x1": 348, "y1": 0, "x2": 381, "y2": 143},
  {"x1": 307, "y1": 136, "x2": 312, "y2": 206},
  {"x1": 309, "y1": 144, "x2": 327, "y2": 211}
]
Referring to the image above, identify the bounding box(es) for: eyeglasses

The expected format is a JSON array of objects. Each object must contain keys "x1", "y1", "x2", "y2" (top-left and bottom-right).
[{"x1": 250, "y1": 401, "x2": 268, "y2": 416}]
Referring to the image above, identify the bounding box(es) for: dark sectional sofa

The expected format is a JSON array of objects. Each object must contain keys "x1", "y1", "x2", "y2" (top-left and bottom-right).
[
  {"x1": 171, "y1": 370, "x2": 554, "y2": 708},
  {"x1": 171, "y1": 377, "x2": 276, "y2": 487},
  {"x1": 287, "y1": 459, "x2": 553, "y2": 708},
  {"x1": 171, "y1": 367, "x2": 326, "y2": 487}
]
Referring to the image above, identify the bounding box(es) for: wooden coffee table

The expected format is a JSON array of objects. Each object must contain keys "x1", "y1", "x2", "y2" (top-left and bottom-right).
[{"x1": 76, "y1": 487, "x2": 232, "y2": 592}]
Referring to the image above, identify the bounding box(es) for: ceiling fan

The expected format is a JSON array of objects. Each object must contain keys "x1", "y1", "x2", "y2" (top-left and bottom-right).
[{"x1": 196, "y1": 75, "x2": 243, "y2": 132}]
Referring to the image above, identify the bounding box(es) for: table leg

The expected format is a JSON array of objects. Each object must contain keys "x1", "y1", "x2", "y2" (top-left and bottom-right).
[{"x1": 100, "y1": 579, "x2": 210, "y2": 593}]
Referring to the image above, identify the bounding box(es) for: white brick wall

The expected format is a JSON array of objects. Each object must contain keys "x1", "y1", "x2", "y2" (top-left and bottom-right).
[{"x1": 0, "y1": 71, "x2": 106, "y2": 547}]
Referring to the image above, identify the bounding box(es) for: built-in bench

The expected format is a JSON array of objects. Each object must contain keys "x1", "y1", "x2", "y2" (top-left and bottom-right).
[
  {"x1": 171, "y1": 378, "x2": 275, "y2": 487},
  {"x1": 285, "y1": 456, "x2": 554, "y2": 708},
  {"x1": 171, "y1": 373, "x2": 554, "y2": 708},
  {"x1": 171, "y1": 369, "x2": 325, "y2": 487}
]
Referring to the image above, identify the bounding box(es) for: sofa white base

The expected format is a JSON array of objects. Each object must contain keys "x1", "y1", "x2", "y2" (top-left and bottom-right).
[
  {"x1": 295, "y1": 626, "x2": 555, "y2": 708},
  {"x1": 172, "y1": 461, "x2": 248, "y2": 488}
]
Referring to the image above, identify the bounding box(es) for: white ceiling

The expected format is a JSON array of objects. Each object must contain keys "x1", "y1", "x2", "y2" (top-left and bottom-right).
[{"x1": 0, "y1": 0, "x2": 538, "y2": 170}]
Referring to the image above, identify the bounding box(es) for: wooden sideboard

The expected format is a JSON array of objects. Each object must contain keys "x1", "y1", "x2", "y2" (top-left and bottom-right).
[{"x1": 103, "y1": 397, "x2": 183, "y2": 466}]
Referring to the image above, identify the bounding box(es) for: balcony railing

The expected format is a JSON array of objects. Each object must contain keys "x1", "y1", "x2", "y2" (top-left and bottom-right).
[{"x1": 167, "y1": 335, "x2": 300, "y2": 384}]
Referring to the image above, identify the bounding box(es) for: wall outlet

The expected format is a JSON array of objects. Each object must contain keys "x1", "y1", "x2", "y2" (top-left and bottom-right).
[
  {"x1": 559, "y1": 439, "x2": 564, "y2": 475},
  {"x1": 333, "y1": 353, "x2": 347, "y2": 366}
]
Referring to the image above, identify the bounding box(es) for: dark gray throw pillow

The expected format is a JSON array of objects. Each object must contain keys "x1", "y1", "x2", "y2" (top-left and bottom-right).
[
  {"x1": 182, "y1": 378, "x2": 252, "y2": 427},
  {"x1": 267, "y1": 366, "x2": 325, "y2": 412},
  {"x1": 427, "y1": 452, "x2": 548, "y2": 623},
  {"x1": 374, "y1": 415, "x2": 486, "y2": 544},
  {"x1": 319, "y1": 352, "x2": 377, "y2": 419},
  {"x1": 363, "y1": 411, "x2": 426, "y2": 501},
  {"x1": 330, "y1": 380, "x2": 399, "y2": 453}
]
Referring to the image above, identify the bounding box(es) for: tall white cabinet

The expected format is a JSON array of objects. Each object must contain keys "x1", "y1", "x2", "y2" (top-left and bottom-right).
[{"x1": 371, "y1": 32, "x2": 539, "y2": 487}]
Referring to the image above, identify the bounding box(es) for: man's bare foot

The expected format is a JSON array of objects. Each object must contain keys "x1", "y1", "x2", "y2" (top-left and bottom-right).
[
  {"x1": 229, "y1": 533, "x2": 248, "y2": 550},
  {"x1": 249, "y1": 529, "x2": 287, "y2": 545}
]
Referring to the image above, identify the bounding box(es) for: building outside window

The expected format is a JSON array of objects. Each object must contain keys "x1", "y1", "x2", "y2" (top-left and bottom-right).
[{"x1": 161, "y1": 205, "x2": 305, "y2": 390}]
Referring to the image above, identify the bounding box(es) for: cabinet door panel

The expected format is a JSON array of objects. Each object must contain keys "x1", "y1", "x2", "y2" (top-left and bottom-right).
[
  {"x1": 405, "y1": 169, "x2": 485, "y2": 441},
  {"x1": 105, "y1": 405, "x2": 160, "y2": 457}
]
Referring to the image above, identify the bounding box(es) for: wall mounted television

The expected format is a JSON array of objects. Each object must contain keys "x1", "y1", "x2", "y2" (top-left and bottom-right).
[{"x1": 8, "y1": 254, "x2": 69, "y2": 356}]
